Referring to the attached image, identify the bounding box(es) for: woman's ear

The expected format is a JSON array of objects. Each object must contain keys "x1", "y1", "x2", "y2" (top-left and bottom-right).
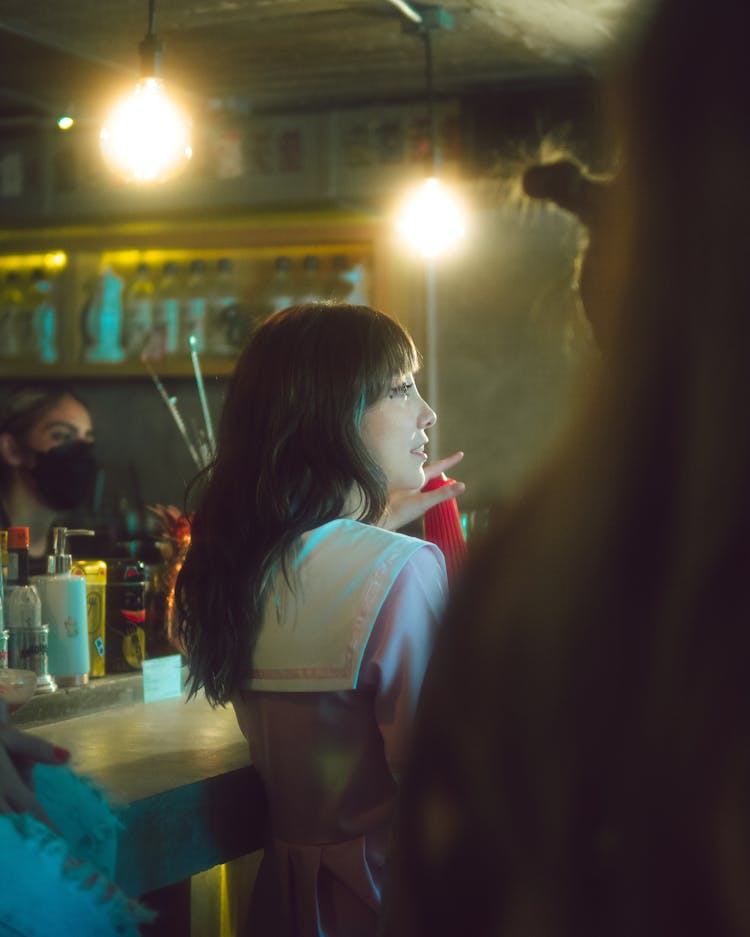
[{"x1": 0, "y1": 432, "x2": 26, "y2": 468}]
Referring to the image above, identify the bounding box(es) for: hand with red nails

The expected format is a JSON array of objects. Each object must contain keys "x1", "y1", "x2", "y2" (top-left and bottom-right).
[
  {"x1": 381, "y1": 451, "x2": 466, "y2": 532},
  {"x1": 0, "y1": 699, "x2": 70, "y2": 829}
]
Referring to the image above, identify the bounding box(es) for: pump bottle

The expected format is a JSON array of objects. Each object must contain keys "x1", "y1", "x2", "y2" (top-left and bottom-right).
[{"x1": 33, "y1": 527, "x2": 94, "y2": 686}]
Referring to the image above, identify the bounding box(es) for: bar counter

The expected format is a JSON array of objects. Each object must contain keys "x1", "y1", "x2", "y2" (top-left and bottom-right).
[{"x1": 24, "y1": 693, "x2": 267, "y2": 899}]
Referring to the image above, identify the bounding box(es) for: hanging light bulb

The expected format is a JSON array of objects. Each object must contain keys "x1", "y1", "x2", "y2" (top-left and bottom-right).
[
  {"x1": 394, "y1": 8, "x2": 465, "y2": 257},
  {"x1": 100, "y1": 0, "x2": 192, "y2": 183},
  {"x1": 397, "y1": 176, "x2": 465, "y2": 257}
]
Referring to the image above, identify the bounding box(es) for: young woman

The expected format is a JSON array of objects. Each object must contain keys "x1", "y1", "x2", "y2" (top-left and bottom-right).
[
  {"x1": 0, "y1": 386, "x2": 96, "y2": 573},
  {"x1": 176, "y1": 302, "x2": 461, "y2": 936}
]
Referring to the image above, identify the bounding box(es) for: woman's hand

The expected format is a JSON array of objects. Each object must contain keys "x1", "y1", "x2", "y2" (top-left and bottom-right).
[
  {"x1": 381, "y1": 451, "x2": 466, "y2": 532},
  {"x1": 0, "y1": 700, "x2": 70, "y2": 828}
]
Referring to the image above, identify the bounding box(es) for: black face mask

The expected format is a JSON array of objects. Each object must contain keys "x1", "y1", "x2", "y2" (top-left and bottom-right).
[{"x1": 29, "y1": 440, "x2": 97, "y2": 511}]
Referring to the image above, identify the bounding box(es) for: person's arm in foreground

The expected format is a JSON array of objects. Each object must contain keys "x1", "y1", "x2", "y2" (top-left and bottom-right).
[{"x1": 0, "y1": 699, "x2": 70, "y2": 828}]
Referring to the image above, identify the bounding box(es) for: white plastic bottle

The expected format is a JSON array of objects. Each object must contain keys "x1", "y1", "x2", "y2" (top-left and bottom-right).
[
  {"x1": 28, "y1": 267, "x2": 58, "y2": 364},
  {"x1": 83, "y1": 267, "x2": 125, "y2": 363},
  {"x1": 207, "y1": 257, "x2": 239, "y2": 356},
  {"x1": 123, "y1": 262, "x2": 155, "y2": 359},
  {"x1": 33, "y1": 527, "x2": 94, "y2": 687},
  {"x1": 155, "y1": 261, "x2": 182, "y2": 357},
  {"x1": 183, "y1": 259, "x2": 208, "y2": 353}
]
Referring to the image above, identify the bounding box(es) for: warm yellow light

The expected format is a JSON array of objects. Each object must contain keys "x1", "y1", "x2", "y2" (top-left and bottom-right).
[
  {"x1": 396, "y1": 177, "x2": 465, "y2": 258},
  {"x1": 57, "y1": 116, "x2": 74, "y2": 130},
  {"x1": 100, "y1": 77, "x2": 192, "y2": 183},
  {"x1": 44, "y1": 252, "x2": 68, "y2": 270}
]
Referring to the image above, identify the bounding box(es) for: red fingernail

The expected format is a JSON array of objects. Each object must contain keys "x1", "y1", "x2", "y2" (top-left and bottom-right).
[{"x1": 53, "y1": 747, "x2": 71, "y2": 762}]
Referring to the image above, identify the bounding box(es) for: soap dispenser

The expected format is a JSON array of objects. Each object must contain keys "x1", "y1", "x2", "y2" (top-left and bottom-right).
[{"x1": 33, "y1": 527, "x2": 94, "y2": 687}]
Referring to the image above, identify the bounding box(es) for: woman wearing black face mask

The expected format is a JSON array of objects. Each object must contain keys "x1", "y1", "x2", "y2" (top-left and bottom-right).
[{"x1": 0, "y1": 386, "x2": 96, "y2": 574}]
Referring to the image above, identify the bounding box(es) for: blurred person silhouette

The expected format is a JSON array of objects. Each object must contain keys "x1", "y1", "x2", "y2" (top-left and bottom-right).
[
  {"x1": 0, "y1": 385, "x2": 96, "y2": 573},
  {"x1": 175, "y1": 302, "x2": 465, "y2": 937},
  {"x1": 383, "y1": 0, "x2": 750, "y2": 934}
]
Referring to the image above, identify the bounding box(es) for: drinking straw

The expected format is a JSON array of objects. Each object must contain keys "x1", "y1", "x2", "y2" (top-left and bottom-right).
[
  {"x1": 144, "y1": 361, "x2": 202, "y2": 469},
  {"x1": 189, "y1": 334, "x2": 216, "y2": 453}
]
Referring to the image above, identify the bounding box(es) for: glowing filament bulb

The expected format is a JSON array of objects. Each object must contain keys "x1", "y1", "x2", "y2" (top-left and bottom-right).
[
  {"x1": 100, "y1": 78, "x2": 192, "y2": 183},
  {"x1": 397, "y1": 177, "x2": 465, "y2": 257}
]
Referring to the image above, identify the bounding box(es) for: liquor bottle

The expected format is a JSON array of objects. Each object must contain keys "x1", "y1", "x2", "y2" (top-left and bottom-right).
[
  {"x1": 155, "y1": 261, "x2": 182, "y2": 357},
  {"x1": 329, "y1": 255, "x2": 355, "y2": 302},
  {"x1": 263, "y1": 256, "x2": 295, "y2": 316},
  {"x1": 123, "y1": 262, "x2": 155, "y2": 359},
  {"x1": 207, "y1": 258, "x2": 239, "y2": 356},
  {"x1": 295, "y1": 254, "x2": 324, "y2": 303},
  {"x1": 5, "y1": 527, "x2": 56, "y2": 693},
  {"x1": 5, "y1": 526, "x2": 42, "y2": 630},
  {"x1": 0, "y1": 271, "x2": 25, "y2": 360},
  {"x1": 183, "y1": 259, "x2": 208, "y2": 353},
  {"x1": 28, "y1": 267, "x2": 58, "y2": 363}
]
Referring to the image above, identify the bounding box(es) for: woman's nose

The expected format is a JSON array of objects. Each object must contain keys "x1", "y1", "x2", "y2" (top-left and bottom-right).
[{"x1": 418, "y1": 400, "x2": 437, "y2": 429}]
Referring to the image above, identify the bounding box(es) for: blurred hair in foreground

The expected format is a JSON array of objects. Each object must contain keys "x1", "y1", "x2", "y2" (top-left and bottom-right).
[{"x1": 384, "y1": 0, "x2": 750, "y2": 934}]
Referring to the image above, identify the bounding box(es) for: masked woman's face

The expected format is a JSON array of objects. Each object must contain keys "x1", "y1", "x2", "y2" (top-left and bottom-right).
[
  {"x1": 25, "y1": 395, "x2": 94, "y2": 452},
  {"x1": 20, "y1": 395, "x2": 97, "y2": 511}
]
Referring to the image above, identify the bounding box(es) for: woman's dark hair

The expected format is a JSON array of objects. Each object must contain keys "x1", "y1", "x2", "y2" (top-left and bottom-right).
[
  {"x1": 0, "y1": 384, "x2": 88, "y2": 487},
  {"x1": 175, "y1": 303, "x2": 419, "y2": 706},
  {"x1": 386, "y1": 0, "x2": 750, "y2": 934}
]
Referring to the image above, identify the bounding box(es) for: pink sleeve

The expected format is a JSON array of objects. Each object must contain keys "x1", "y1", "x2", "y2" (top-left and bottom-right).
[{"x1": 358, "y1": 544, "x2": 447, "y2": 780}]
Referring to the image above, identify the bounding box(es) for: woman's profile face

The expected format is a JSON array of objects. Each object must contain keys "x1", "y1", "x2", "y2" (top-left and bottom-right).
[
  {"x1": 25, "y1": 394, "x2": 94, "y2": 453},
  {"x1": 359, "y1": 373, "x2": 436, "y2": 494}
]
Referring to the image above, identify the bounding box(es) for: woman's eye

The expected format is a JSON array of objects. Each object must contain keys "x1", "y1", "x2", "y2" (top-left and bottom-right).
[{"x1": 388, "y1": 381, "x2": 413, "y2": 399}]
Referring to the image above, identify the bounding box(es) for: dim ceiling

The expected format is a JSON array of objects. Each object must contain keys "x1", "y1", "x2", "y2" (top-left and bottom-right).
[{"x1": 0, "y1": 0, "x2": 650, "y2": 125}]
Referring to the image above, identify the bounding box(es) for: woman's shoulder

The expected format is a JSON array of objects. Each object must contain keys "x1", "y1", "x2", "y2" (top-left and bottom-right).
[
  {"x1": 304, "y1": 518, "x2": 442, "y2": 562},
  {"x1": 297, "y1": 519, "x2": 446, "y2": 595}
]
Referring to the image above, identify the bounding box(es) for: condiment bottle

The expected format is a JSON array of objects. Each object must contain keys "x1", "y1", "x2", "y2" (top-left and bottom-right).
[{"x1": 33, "y1": 527, "x2": 94, "y2": 686}]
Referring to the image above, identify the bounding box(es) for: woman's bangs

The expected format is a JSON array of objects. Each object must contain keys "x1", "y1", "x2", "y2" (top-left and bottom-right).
[{"x1": 367, "y1": 319, "x2": 419, "y2": 401}]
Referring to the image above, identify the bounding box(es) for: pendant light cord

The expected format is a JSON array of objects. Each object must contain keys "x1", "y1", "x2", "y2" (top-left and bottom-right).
[
  {"x1": 421, "y1": 26, "x2": 438, "y2": 174},
  {"x1": 139, "y1": 0, "x2": 162, "y2": 77}
]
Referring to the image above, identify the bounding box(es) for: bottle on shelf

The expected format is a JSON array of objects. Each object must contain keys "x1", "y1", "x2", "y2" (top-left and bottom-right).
[
  {"x1": 71, "y1": 559, "x2": 107, "y2": 678},
  {"x1": 33, "y1": 527, "x2": 94, "y2": 687},
  {"x1": 329, "y1": 255, "x2": 354, "y2": 302},
  {"x1": 82, "y1": 266, "x2": 125, "y2": 363},
  {"x1": 123, "y1": 262, "x2": 155, "y2": 359},
  {"x1": 155, "y1": 261, "x2": 182, "y2": 357},
  {"x1": 4, "y1": 527, "x2": 56, "y2": 694},
  {"x1": 105, "y1": 560, "x2": 146, "y2": 674},
  {"x1": 334, "y1": 257, "x2": 369, "y2": 305},
  {"x1": 263, "y1": 256, "x2": 295, "y2": 317},
  {"x1": 296, "y1": 254, "x2": 324, "y2": 303},
  {"x1": 0, "y1": 528, "x2": 7, "y2": 584},
  {"x1": 28, "y1": 267, "x2": 58, "y2": 364},
  {"x1": 207, "y1": 257, "x2": 240, "y2": 356},
  {"x1": 0, "y1": 532, "x2": 5, "y2": 658},
  {"x1": 183, "y1": 259, "x2": 208, "y2": 354},
  {"x1": 0, "y1": 271, "x2": 26, "y2": 360}
]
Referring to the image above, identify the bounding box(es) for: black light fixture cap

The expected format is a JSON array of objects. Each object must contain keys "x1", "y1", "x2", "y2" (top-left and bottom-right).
[{"x1": 139, "y1": 32, "x2": 164, "y2": 78}]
